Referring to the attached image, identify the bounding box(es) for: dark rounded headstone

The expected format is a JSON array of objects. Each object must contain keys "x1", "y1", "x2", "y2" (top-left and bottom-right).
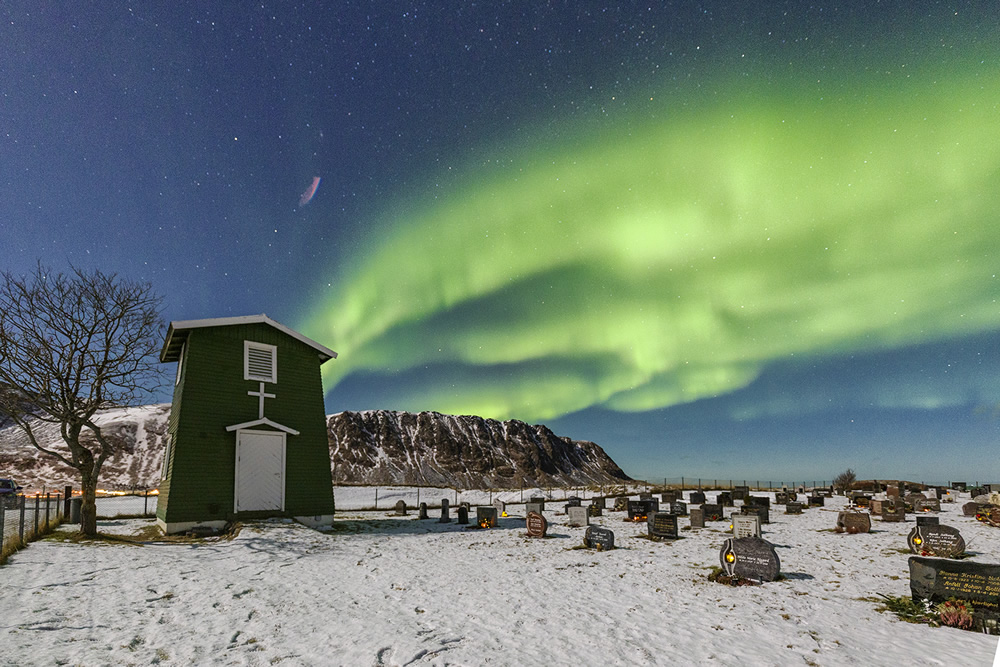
[
  {"x1": 526, "y1": 511, "x2": 547, "y2": 538},
  {"x1": 908, "y1": 524, "x2": 965, "y2": 558},
  {"x1": 720, "y1": 536, "x2": 781, "y2": 582}
]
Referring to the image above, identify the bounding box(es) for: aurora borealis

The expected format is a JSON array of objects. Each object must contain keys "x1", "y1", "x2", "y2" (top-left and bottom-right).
[
  {"x1": 4, "y1": 3, "x2": 999, "y2": 482},
  {"x1": 303, "y1": 68, "x2": 1000, "y2": 428}
]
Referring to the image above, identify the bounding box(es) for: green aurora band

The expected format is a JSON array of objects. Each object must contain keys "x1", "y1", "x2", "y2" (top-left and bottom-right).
[{"x1": 302, "y1": 69, "x2": 1000, "y2": 422}]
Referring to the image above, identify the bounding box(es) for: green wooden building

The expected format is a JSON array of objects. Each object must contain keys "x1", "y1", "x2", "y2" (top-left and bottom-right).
[{"x1": 156, "y1": 314, "x2": 337, "y2": 534}]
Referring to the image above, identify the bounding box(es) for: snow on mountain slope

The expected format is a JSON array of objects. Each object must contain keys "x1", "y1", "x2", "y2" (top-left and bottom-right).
[{"x1": 0, "y1": 405, "x2": 630, "y2": 491}]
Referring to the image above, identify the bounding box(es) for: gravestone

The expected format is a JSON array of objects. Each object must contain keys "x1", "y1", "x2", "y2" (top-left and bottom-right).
[
  {"x1": 646, "y1": 498, "x2": 660, "y2": 513},
  {"x1": 661, "y1": 490, "x2": 680, "y2": 504},
  {"x1": 530, "y1": 496, "x2": 546, "y2": 509},
  {"x1": 689, "y1": 507, "x2": 705, "y2": 529},
  {"x1": 909, "y1": 557, "x2": 1000, "y2": 630},
  {"x1": 747, "y1": 496, "x2": 770, "y2": 509},
  {"x1": 904, "y1": 493, "x2": 925, "y2": 510},
  {"x1": 716, "y1": 492, "x2": 733, "y2": 507},
  {"x1": 852, "y1": 495, "x2": 871, "y2": 509},
  {"x1": 494, "y1": 499, "x2": 507, "y2": 517},
  {"x1": 808, "y1": 495, "x2": 824, "y2": 507},
  {"x1": 786, "y1": 492, "x2": 798, "y2": 502},
  {"x1": 720, "y1": 536, "x2": 781, "y2": 583},
  {"x1": 869, "y1": 499, "x2": 884, "y2": 515},
  {"x1": 592, "y1": 496, "x2": 607, "y2": 510},
  {"x1": 457, "y1": 505, "x2": 469, "y2": 525},
  {"x1": 565, "y1": 496, "x2": 582, "y2": 509},
  {"x1": 525, "y1": 501, "x2": 544, "y2": 516},
  {"x1": 418, "y1": 502, "x2": 428, "y2": 519},
  {"x1": 647, "y1": 512, "x2": 679, "y2": 539},
  {"x1": 914, "y1": 497, "x2": 940, "y2": 513},
  {"x1": 881, "y1": 506, "x2": 905, "y2": 522},
  {"x1": 525, "y1": 511, "x2": 547, "y2": 537},
  {"x1": 588, "y1": 503, "x2": 603, "y2": 518},
  {"x1": 638, "y1": 492, "x2": 652, "y2": 501},
  {"x1": 613, "y1": 496, "x2": 629, "y2": 512},
  {"x1": 785, "y1": 502, "x2": 803, "y2": 515},
  {"x1": 669, "y1": 501, "x2": 688, "y2": 516},
  {"x1": 702, "y1": 503, "x2": 724, "y2": 521},
  {"x1": 741, "y1": 505, "x2": 769, "y2": 525},
  {"x1": 476, "y1": 506, "x2": 498, "y2": 528},
  {"x1": 836, "y1": 511, "x2": 871, "y2": 534},
  {"x1": 733, "y1": 486, "x2": 750, "y2": 502},
  {"x1": 887, "y1": 484, "x2": 900, "y2": 498},
  {"x1": 908, "y1": 524, "x2": 965, "y2": 558},
  {"x1": 628, "y1": 500, "x2": 650, "y2": 522},
  {"x1": 916, "y1": 515, "x2": 940, "y2": 527},
  {"x1": 689, "y1": 491, "x2": 706, "y2": 505},
  {"x1": 567, "y1": 506, "x2": 590, "y2": 527},
  {"x1": 962, "y1": 502, "x2": 983, "y2": 517},
  {"x1": 732, "y1": 514, "x2": 762, "y2": 539},
  {"x1": 969, "y1": 486, "x2": 988, "y2": 498},
  {"x1": 394, "y1": 500, "x2": 407, "y2": 516},
  {"x1": 774, "y1": 492, "x2": 788, "y2": 505},
  {"x1": 951, "y1": 482, "x2": 967, "y2": 491},
  {"x1": 439, "y1": 498, "x2": 451, "y2": 523},
  {"x1": 584, "y1": 525, "x2": 615, "y2": 551}
]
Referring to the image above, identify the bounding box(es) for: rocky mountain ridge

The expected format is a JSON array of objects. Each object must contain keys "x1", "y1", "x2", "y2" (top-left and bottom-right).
[
  {"x1": 0, "y1": 405, "x2": 631, "y2": 491},
  {"x1": 327, "y1": 409, "x2": 630, "y2": 487}
]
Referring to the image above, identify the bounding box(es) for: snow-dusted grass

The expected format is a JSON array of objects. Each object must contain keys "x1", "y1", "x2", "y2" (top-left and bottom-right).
[{"x1": 2, "y1": 491, "x2": 998, "y2": 666}]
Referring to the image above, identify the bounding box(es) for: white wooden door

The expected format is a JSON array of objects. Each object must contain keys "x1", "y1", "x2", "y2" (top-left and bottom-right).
[{"x1": 235, "y1": 430, "x2": 285, "y2": 512}]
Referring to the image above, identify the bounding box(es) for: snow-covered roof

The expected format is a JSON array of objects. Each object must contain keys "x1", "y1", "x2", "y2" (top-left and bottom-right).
[{"x1": 160, "y1": 314, "x2": 337, "y2": 363}]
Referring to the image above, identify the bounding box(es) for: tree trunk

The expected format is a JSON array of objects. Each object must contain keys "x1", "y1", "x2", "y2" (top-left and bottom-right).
[{"x1": 80, "y1": 469, "x2": 99, "y2": 537}]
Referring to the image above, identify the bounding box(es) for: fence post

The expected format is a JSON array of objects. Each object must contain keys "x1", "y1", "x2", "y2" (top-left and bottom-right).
[
  {"x1": 144, "y1": 489, "x2": 149, "y2": 516},
  {"x1": 0, "y1": 500, "x2": 5, "y2": 555},
  {"x1": 34, "y1": 495, "x2": 40, "y2": 535},
  {"x1": 374, "y1": 487, "x2": 378, "y2": 510},
  {"x1": 45, "y1": 493, "x2": 51, "y2": 529},
  {"x1": 64, "y1": 486, "x2": 72, "y2": 517},
  {"x1": 19, "y1": 495, "x2": 26, "y2": 541}
]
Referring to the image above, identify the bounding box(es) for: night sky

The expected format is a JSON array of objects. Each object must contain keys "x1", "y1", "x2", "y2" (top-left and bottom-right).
[{"x1": 3, "y1": 3, "x2": 999, "y2": 484}]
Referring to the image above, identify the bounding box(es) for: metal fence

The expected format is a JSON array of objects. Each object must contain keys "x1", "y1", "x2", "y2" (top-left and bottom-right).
[
  {"x1": 332, "y1": 483, "x2": 653, "y2": 511},
  {"x1": 635, "y1": 478, "x2": 834, "y2": 492},
  {"x1": 0, "y1": 493, "x2": 65, "y2": 563},
  {"x1": 95, "y1": 491, "x2": 158, "y2": 519}
]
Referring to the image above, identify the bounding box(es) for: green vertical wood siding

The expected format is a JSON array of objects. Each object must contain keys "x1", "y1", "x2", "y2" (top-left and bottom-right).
[{"x1": 158, "y1": 322, "x2": 334, "y2": 525}]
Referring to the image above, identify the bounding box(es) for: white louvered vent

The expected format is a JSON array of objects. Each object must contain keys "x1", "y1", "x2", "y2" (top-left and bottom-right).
[{"x1": 245, "y1": 341, "x2": 277, "y2": 383}]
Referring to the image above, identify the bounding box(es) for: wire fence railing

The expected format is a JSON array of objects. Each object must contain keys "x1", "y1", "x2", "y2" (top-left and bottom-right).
[
  {"x1": 0, "y1": 493, "x2": 65, "y2": 563},
  {"x1": 93, "y1": 490, "x2": 159, "y2": 519},
  {"x1": 329, "y1": 480, "x2": 842, "y2": 511}
]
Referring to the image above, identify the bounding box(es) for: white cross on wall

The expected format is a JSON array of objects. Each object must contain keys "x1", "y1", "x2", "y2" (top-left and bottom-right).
[{"x1": 248, "y1": 382, "x2": 276, "y2": 419}]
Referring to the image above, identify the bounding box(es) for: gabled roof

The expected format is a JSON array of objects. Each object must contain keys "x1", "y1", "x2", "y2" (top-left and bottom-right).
[{"x1": 160, "y1": 314, "x2": 337, "y2": 364}]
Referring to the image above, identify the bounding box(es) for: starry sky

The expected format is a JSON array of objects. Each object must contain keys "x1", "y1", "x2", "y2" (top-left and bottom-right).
[{"x1": 3, "y1": 2, "x2": 999, "y2": 484}]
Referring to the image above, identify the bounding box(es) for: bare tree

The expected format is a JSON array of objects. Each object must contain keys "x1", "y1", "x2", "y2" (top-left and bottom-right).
[
  {"x1": 833, "y1": 468, "x2": 857, "y2": 495},
  {"x1": 0, "y1": 264, "x2": 165, "y2": 536}
]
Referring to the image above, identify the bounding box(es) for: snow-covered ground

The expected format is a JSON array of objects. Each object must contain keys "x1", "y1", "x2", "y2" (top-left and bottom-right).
[{"x1": 3, "y1": 490, "x2": 999, "y2": 666}]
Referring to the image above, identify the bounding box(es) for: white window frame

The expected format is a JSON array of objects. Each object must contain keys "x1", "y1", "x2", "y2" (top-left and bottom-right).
[
  {"x1": 174, "y1": 342, "x2": 185, "y2": 386},
  {"x1": 161, "y1": 433, "x2": 173, "y2": 480},
  {"x1": 244, "y1": 341, "x2": 277, "y2": 383}
]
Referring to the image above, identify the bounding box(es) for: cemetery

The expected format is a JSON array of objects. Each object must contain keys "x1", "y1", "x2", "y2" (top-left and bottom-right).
[{"x1": 3, "y1": 483, "x2": 1000, "y2": 664}]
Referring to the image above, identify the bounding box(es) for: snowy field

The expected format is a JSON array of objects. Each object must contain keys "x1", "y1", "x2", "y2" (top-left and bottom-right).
[{"x1": 3, "y1": 490, "x2": 999, "y2": 666}]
